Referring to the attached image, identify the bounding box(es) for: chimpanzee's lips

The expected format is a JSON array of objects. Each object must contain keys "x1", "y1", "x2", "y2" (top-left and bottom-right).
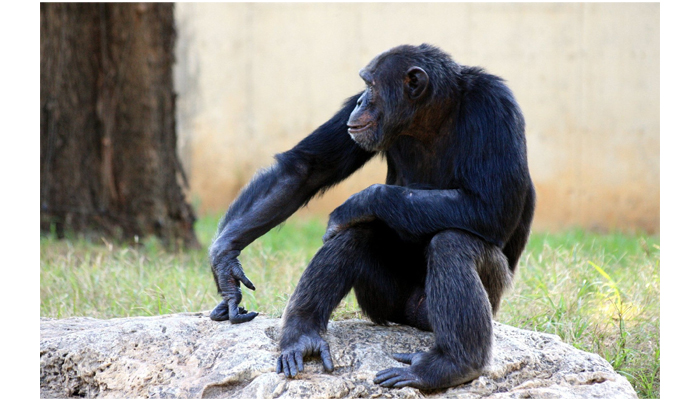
[{"x1": 348, "y1": 123, "x2": 373, "y2": 134}]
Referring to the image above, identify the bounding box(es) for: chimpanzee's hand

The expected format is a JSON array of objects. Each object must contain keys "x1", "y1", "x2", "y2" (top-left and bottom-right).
[
  {"x1": 322, "y1": 184, "x2": 381, "y2": 243},
  {"x1": 209, "y1": 246, "x2": 258, "y2": 324},
  {"x1": 322, "y1": 220, "x2": 343, "y2": 244},
  {"x1": 276, "y1": 332, "x2": 334, "y2": 378}
]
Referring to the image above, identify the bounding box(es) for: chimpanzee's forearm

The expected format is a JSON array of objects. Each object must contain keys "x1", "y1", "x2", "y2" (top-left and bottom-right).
[
  {"x1": 328, "y1": 184, "x2": 527, "y2": 247},
  {"x1": 210, "y1": 162, "x2": 317, "y2": 257}
]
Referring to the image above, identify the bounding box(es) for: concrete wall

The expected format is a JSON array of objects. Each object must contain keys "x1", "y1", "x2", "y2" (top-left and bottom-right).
[{"x1": 174, "y1": 3, "x2": 659, "y2": 233}]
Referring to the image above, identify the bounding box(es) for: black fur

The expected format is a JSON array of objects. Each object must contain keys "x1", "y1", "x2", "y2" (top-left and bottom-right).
[{"x1": 209, "y1": 44, "x2": 535, "y2": 390}]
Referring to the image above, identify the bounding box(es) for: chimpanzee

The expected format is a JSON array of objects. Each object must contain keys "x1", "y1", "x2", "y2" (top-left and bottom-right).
[{"x1": 208, "y1": 44, "x2": 535, "y2": 390}]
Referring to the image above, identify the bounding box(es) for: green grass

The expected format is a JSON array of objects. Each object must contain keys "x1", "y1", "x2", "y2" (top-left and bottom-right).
[
  {"x1": 40, "y1": 216, "x2": 659, "y2": 398},
  {"x1": 498, "y1": 230, "x2": 660, "y2": 398}
]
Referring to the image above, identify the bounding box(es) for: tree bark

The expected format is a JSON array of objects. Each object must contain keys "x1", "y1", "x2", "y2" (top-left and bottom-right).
[{"x1": 40, "y1": 3, "x2": 199, "y2": 249}]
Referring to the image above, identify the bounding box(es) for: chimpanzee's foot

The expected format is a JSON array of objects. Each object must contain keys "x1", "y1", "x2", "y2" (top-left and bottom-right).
[
  {"x1": 374, "y1": 366, "x2": 425, "y2": 389},
  {"x1": 374, "y1": 351, "x2": 482, "y2": 390}
]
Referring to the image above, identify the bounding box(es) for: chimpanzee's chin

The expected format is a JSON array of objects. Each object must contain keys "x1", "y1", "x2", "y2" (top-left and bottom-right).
[{"x1": 348, "y1": 131, "x2": 380, "y2": 152}]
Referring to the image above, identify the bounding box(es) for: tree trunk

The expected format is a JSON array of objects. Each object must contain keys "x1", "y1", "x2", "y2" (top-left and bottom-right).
[{"x1": 40, "y1": 3, "x2": 199, "y2": 249}]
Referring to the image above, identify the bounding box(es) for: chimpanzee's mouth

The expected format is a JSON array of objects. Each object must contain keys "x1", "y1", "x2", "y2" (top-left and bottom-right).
[{"x1": 348, "y1": 123, "x2": 374, "y2": 135}]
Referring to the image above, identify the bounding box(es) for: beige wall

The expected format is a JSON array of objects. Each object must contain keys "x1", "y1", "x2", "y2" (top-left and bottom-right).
[{"x1": 174, "y1": 3, "x2": 659, "y2": 233}]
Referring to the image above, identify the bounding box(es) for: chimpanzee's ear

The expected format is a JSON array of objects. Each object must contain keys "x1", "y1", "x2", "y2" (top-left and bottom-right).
[{"x1": 404, "y1": 67, "x2": 429, "y2": 100}]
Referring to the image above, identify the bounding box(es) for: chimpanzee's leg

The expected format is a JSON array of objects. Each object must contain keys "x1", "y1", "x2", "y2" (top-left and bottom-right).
[
  {"x1": 374, "y1": 229, "x2": 507, "y2": 390},
  {"x1": 277, "y1": 221, "x2": 419, "y2": 377},
  {"x1": 475, "y1": 245, "x2": 512, "y2": 315}
]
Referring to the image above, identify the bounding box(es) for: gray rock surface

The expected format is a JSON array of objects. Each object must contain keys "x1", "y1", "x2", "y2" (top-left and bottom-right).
[{"x1": 40, "y1": 313, "x2": 637, "y2": 398}]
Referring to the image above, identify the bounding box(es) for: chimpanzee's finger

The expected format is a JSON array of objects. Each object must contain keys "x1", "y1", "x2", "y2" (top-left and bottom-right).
[
  {"x1": 374, "y1": 368, "x2": 402, "y2": 385},
  {"x1": 322, "y1": 224, "x2": 340, "y2": 243},
  {"x1": 295, "y1": 351, "x2": 304, "y2": 372},
  {"x1": 227, "y1": 299, "x2": 258, "y2": 324},
  {"x1": 282, "y1": 354, "x2": 291, "y2": 377},
  {"x1": 231, "y1": 262, "x2": 256, "y2": 291},
  {"x1": 392, "y1": 352, "x2": 422, "y2": 365},
  {"x1": 320, "y1": 341, "x2": 334, "y2": 372},
  {"x1": 218, "y1": 269, "x2": 242, "y2": 304},
  {"x1": 230, "y1": 311, "x2": 258, "y2": 324},
  {"x1": 374, "y1": 367, "x2": 422, "y2": 389},
  {"x1": 210, "y1": 300, "x2": 229, "y2": 321},
  {"x1": 392, "y1": 378, "x2": 420, "y2": 388},
  {"x1": 238, "y1": 274, "x2": 256, "y2": 291},
  {"x1": 286, "y1": 353, "x2": 298, "y2": 377}
]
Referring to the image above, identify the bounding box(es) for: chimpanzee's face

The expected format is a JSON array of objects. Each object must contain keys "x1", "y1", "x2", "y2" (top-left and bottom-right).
[{"x1": 346, "y1": 54, "x2": 430, "y2": 152}]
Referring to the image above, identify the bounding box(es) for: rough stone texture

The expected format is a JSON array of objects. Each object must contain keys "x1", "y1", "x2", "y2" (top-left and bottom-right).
[{"x1": 40, "y1": 313, "x2": 638, "y2": 399}]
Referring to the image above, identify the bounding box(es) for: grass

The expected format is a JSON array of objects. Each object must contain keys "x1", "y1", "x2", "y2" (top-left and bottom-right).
[
  {"x1": 40, "y1": 215, "x2": 660, "y2": 398},
  {"x1": 498, "y1": 230, "x2": 660, "y2": 398}
]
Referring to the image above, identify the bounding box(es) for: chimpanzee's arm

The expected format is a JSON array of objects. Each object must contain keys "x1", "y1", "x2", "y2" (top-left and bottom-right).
[
  {"x1": 209, "y1": 93, "x2": 374, "y2": 323},
  {"x1": 324, "y1": 179, "x2": 529, "y2": 249}
]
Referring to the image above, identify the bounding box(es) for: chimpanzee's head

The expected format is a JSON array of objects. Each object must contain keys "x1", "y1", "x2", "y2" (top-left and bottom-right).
[{"x1": 346, "y1": 44, "x2": 460, "y2": 151}]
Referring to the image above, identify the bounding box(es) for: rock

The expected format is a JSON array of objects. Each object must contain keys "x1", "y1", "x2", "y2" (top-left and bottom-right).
[{"x1": 40, "y1": 313, "x2": 637, "y2": 399}]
